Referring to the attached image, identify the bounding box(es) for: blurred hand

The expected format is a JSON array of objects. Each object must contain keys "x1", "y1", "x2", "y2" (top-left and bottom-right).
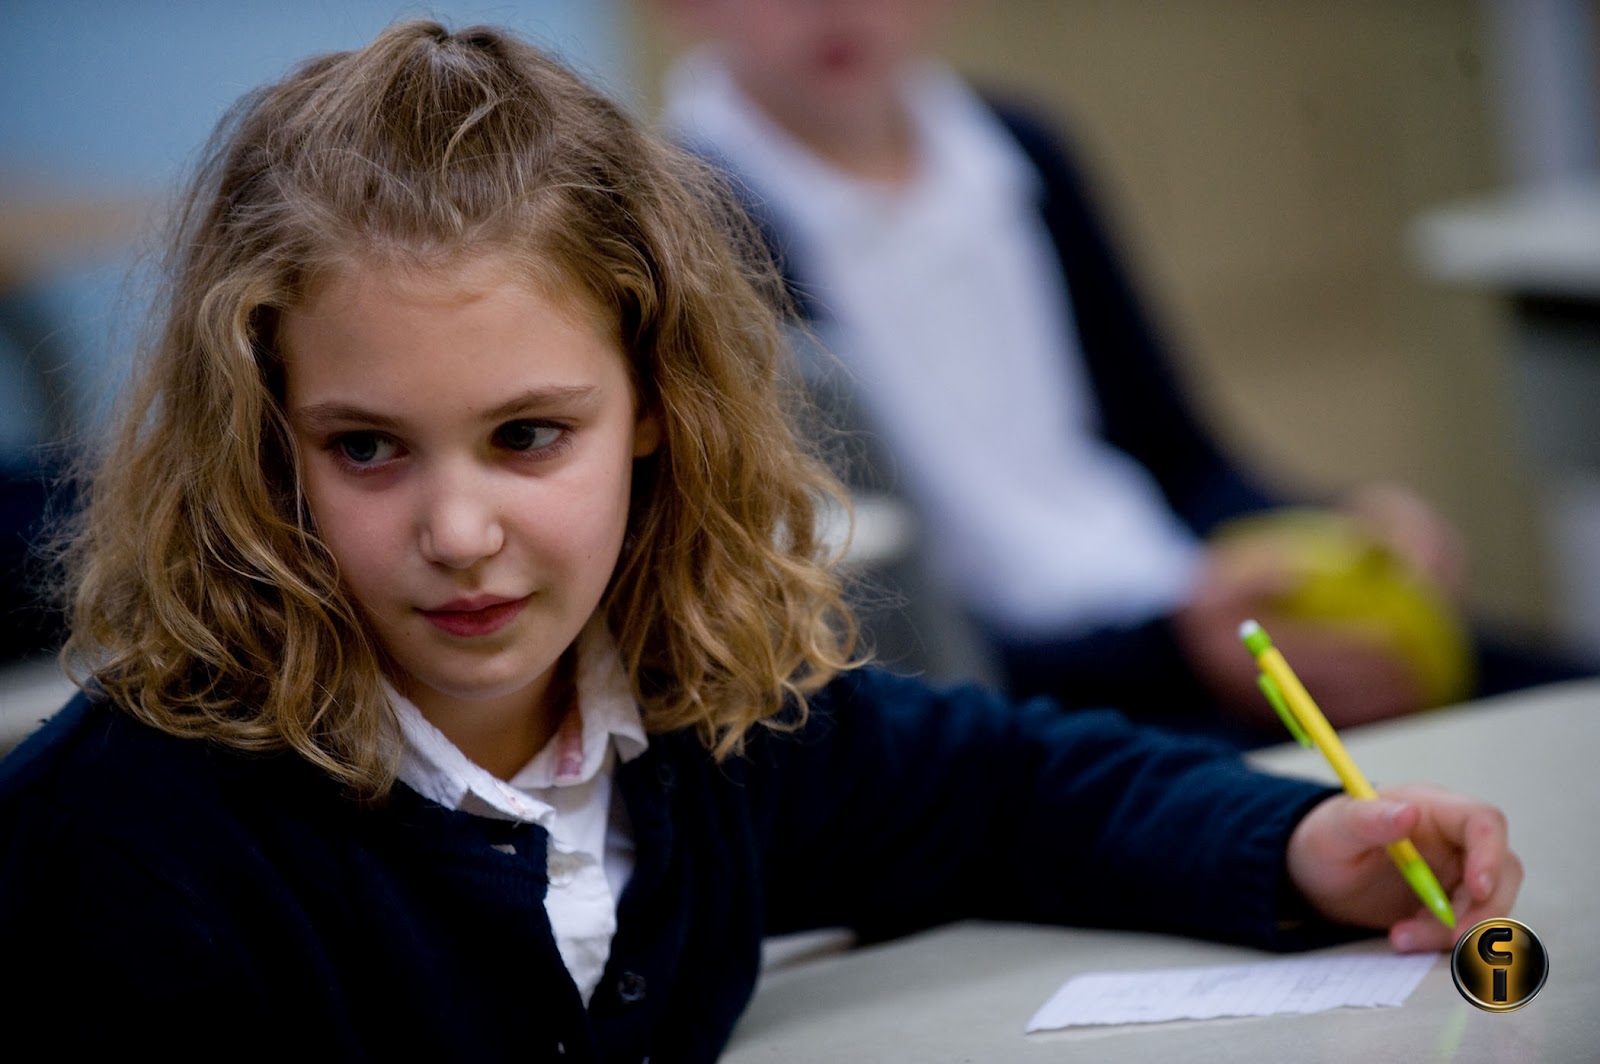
[
  {"x1": 1342, "y1": 482, "x2": 1467, "y2": 600},
  {"x1": 1286, "y1": 784, "x2": 1522, "y2": 952},
  {"x1": 1172, "y1": 540, "x2": 1425, "y2": 730}
]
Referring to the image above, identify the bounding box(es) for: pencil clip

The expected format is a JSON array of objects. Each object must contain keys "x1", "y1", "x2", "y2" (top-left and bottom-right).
[{"x1": 1257, "y1": 673, "x2": 1311, "y2": 748}]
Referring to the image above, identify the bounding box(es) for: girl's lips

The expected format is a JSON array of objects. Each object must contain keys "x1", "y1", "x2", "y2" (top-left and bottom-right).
[{"x1": 419, "y1": 595, "x2": 531, "y2": 637}]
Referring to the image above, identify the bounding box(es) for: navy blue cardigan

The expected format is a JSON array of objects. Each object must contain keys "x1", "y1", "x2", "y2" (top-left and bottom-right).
[{"x1": 0, "y1": 668, "x2": 1341, "y2": 1061}]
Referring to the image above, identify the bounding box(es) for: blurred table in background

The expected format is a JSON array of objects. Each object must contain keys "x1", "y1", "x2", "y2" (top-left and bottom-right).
[
  {"x1": 0, "y1": 656, "x2": 74, "y2": 754},
  {"x1": 0, "y1": 187, "x2": 148, "y2": 292},
  {"x1": 1413, "y1": 182, "x2": 1600, "y2": 659}
]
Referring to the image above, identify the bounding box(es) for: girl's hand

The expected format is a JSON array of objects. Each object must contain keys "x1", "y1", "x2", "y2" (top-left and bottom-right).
[{"x1": 1285, "y1": 784, "x2": 1522, "y2": 953}]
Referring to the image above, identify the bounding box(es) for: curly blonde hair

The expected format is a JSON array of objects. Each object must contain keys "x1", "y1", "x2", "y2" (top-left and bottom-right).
[{"x1": 61, "y1": 21, "x2": 857, "y2": 796}]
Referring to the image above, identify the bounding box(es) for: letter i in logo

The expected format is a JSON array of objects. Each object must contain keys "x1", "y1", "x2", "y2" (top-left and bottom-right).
[{"x1": 1477, "y1": 926, "x2": 1514, "y2": 1002}]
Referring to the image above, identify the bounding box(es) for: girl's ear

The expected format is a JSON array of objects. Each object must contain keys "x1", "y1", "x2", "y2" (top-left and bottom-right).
[{"x1": 633, "y1": 406, "x2": 663, "y2": 458}]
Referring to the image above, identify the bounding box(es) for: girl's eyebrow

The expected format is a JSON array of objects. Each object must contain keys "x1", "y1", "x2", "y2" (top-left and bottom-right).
[
  {"x1": 482, "y1": 385, "x2": 601, "y2": 422},
  {"x1": 292, "y1": 385, "x2": 601, "y2": 432}
]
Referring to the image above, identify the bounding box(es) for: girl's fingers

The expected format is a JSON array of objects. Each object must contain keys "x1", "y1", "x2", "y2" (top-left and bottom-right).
[
  {"x1": 1396, "y1": 787, "x2": 1511, "y2": 901},
  {"x1": 1376, "y1": 787, "x2": 1522, "y2": 953},
  {"x1": 1312, "y1": 796, "x2": 1416, "y2": 860}
]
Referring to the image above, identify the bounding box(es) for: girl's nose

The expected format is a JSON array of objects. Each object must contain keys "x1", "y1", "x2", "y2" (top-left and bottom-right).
[{"x1": 418, "y1": 466, "x2": 505, "y2": 569}]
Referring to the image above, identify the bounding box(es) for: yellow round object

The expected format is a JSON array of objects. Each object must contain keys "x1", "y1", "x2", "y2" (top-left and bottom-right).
[{"x1": 1212, "y1": 509, "x2": 1473, "y2": 707}]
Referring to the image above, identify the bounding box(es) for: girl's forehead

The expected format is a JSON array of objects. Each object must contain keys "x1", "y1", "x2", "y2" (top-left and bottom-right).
[
  {"x1": 302, "y1": 252, "x2": 587, "y2": 316},
  {"x1": 279, "y1": 252, "x2": 639, "y2": 397},
  {"x1": 290, "y1": 251, "x2": 624, "y2": 352}
]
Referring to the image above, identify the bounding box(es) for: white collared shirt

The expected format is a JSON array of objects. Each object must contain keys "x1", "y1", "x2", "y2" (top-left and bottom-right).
[
  {"x1": 391, "y1": 618, "x2": 648, "y2": 1004},
  {"x1": 664, "y1": 49, "x2": 1202, "y2": 636}
]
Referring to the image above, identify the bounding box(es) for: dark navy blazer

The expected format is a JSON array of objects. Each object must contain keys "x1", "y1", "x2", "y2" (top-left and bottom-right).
[{"x1": 0, "y1": 669, "x2": 1340, "y2": 1061}]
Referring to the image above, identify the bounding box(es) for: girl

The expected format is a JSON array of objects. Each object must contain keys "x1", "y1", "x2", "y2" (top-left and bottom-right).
[{"x1": 0, "y1": 21, "x2": 1519, "y2": 1062}]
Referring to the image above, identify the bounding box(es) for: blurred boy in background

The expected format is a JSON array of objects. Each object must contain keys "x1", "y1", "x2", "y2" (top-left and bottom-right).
[{"x1": 655, "y1": 0, "x2": 1591, "y2": 741}]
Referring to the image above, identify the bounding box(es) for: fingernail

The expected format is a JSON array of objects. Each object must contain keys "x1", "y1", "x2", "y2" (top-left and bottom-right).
[
  {"x1": 1477, "y1": 872, "x2": 1493, "y2": 896},
  {"x1": 1394, "y1": 929, "x2": 1414, "y2": 952},
  {"x1": 1384, "y1": 801, "x2": 1409, "y2": 826}
]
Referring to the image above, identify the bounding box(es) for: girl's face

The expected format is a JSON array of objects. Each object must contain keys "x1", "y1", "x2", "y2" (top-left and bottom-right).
[{"x1": 281, "y1": 256, "x2": 659, "y2": 751}]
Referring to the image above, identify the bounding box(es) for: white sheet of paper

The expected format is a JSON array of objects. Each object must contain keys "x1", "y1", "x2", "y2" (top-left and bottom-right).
[{"x1": 1026, "y1": 953, "x2": 1437, "y2": 1032}]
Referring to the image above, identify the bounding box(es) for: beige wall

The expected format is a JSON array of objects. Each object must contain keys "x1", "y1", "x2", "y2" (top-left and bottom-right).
[{"x1": 625, "y1": 0, "x2": 1555, "y2": 631}]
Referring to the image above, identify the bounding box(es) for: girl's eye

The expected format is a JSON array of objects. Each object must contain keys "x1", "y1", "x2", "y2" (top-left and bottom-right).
[
  {"x1": 494, "y1": 420, "x2": 565, "y2": 452},
  {"x1": 333, "y1": 432, "x2": 398, "y2": 466}
]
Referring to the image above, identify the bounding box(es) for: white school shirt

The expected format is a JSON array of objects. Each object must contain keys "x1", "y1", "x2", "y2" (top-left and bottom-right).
[
  {"x1": 664, "y1": 50, "x2": 1202, "y2": 635},
  {"x1": 391, "y1": 618, "x2": 647, "y2": 1004}
]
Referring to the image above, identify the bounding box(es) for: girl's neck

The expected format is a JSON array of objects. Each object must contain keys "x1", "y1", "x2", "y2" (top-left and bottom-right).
[{"x1": 407, "y1": 649, "x2": 577, "y2": 781}]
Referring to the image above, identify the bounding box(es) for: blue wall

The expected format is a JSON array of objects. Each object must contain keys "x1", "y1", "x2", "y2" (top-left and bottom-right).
[
  {"x1": 1, "y1": 1, "x2": 631, "y2": 192},
  {"x1": 0, "y1": 1, "x2": 631, "y2": 449}
]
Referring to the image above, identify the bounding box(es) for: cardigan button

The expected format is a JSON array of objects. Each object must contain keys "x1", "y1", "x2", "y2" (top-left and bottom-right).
[
  {"x1": 616, "y1": 971, "x2": 647, "y2": 1004},
  {"x1": 655, "y1": 764, "x2": 676, "y2": 790}
]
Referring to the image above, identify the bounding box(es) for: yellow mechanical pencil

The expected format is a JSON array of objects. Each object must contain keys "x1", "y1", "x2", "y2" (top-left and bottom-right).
[{"x1": 1240, "y1": 619, "x2": 1456, "y2": 929}]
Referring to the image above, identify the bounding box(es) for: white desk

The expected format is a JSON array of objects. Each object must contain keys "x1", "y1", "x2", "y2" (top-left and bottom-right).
[{"x1": 723, "y1": 680, "x2": 1600, "y2": 1063}]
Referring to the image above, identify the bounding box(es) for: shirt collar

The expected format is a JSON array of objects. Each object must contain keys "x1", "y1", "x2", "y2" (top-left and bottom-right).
[
  {"x1": 390, "y1": 617, "x2": 648, "y2": 821},
  {"x1": 661, "y1": 46, "x2": 1040, "y2": 248},
  {"x1": 509, "y1": 615, "x2": 647, "y2": 790}
]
